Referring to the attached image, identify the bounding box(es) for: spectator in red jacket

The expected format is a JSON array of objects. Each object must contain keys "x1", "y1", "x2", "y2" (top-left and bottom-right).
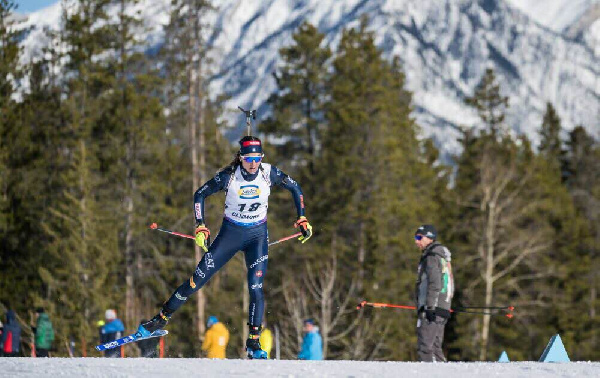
[
  {"x1": 0, "y1": 319, "x2": 4, "y2": 356},
  {"x1": 2, "y1": 310, "x2": 22, "y2": 357}
]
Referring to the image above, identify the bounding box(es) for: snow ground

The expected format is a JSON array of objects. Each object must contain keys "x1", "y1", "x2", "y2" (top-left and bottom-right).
[{"x1": 1, "y1": 358, "x2": 599, "y2": 378}]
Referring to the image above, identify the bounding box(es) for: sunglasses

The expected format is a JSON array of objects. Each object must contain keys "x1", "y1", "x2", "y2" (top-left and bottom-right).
[
  {"x1": 241, "y1": 155, "x2": 264, "y2": 163},
  {"x1": 414, "y1": 235, "x2": 424, "y2": 241}
]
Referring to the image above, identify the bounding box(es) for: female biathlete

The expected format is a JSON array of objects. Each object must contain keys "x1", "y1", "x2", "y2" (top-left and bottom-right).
[{"x1": 138, "y1": 136, "x2": 313, "y2": 359}]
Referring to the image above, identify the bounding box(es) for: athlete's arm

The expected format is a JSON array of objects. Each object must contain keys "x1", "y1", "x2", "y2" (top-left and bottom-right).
[
  {"x1": 194, "y1": 168, "x2": 232, "y2": 225},
  {"x1": 270, "y1": 166, "x2": 305, "y2": 218}
]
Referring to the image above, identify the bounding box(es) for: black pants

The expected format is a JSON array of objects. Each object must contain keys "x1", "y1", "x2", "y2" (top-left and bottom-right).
[
  {"x1": 416, "y1": 312, "x2": 448, "y2": 362},
  {"x1": 104, "y1": 346, "x2": 122, "y2": 358},
  {"x1": 36, "y1": 348, "x2": 49, "y2": 357},
  {"x1": 138, "y1": 337, "x2": 159, "y2": 358},
  {"x1": 165, "y1": 219, "x2": 269, "y2": 327}
]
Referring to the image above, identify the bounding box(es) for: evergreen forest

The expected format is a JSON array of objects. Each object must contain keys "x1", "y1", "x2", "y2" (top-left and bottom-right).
[{"x1": 1, "y1": 0, "x2": 599, "y2": 361}]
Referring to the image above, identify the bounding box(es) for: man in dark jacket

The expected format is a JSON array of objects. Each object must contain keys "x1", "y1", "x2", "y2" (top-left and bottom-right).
[
  {"x1": 414, "y1": 224, "x2": 454, "y2": 362},
  {"x1": 2, "y1": 310, "x2": 22, "y2": 357},
  {"x1": 33, "y1": 308, "x2": 54, "y2": 357}
]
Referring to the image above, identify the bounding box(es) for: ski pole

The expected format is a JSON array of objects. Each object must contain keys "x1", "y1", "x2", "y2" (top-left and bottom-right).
[
  {"x1": 456, "y1": 309, "x2": 513, "y2": 317},
  {"x1": 268, "y1": 232, "x2": 303, "y2": 246},
  {"x1": 149, "y1": 223, "x2": 302, "y2": 247},
  {"x1": 455, "y1": 305, "x2": 514, "y2": 311},
  {"x1": 356, "y1": 301, "x2": 514, "y2": 318},
  {"x1": 356, "y1": 301, "x2": 514, "y2": 312},
  {"x1": 356, "y1": 301, "x2": 417, "y2": 311},
  {"x1": 149, "y1": 223, "x2": 195, "y2": 240}
]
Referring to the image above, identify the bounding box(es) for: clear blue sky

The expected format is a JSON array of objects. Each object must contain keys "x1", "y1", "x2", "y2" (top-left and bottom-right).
[{"x1": 14, "y1": 0, "x2": 59, "y2": 13}]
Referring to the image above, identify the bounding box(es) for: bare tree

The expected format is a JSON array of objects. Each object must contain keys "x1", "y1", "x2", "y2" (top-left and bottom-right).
[
  {"x1": 279, "y1": 278, "x2": 309, "y2": 358},
  {"x1": 458, "y1": 139, "x2": 553, "y2": 360},
  {"x1": 302, "y1": 248, "x2": 357, "y2": 359},
  {"x1": 277, "y1": 243, "x2": 388, "y2": 360},
  {"x1": 169, "y1": 0, "x2": 213, "y2": 343}
]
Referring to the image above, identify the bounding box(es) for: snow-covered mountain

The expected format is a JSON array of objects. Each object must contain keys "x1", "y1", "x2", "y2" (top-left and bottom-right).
[
  {"x1": 506, "y1": 0, "x2": 600, "y2": 42},
  {"x1": 14, "y1": 0, "x2": 600, "y2": 155}
]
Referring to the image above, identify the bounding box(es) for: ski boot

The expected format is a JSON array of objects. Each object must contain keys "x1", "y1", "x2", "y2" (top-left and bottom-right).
[
  {"x1": 246, "y1": 325, "x2": 268, "y2": 359},
  {"x1": 138, "y1": 307, "x2": 172, "y2": 338}
]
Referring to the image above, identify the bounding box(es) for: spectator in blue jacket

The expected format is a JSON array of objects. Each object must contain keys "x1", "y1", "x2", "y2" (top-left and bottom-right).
[
  {"x1": 298, "y1": 318, "x2": 323, "y2": 360},
  {"x1": 100, "y1": 309, "x2": 125, "y2": 358},
  {"x1": 2, "y1": 310, "x2": 22, "y2": 357}
]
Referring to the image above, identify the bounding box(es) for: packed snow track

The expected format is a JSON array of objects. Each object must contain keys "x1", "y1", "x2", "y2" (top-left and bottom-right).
[{"x1": 1, "y1": 358, "x2": 598, "y2": 377}]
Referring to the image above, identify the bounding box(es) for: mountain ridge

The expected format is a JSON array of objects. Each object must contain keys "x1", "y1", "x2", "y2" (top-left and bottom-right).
[{"x1": 13, "y1": 0, "x2": 600, "y2": 155}]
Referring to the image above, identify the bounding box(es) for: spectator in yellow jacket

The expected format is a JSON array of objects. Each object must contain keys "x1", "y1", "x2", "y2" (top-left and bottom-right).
[
  {"x1": 259, "y1": 326, "x2": 273, "y2": 359},
  {"x1": 201, "y1": 316, "x2": 229, "y2": 359}
]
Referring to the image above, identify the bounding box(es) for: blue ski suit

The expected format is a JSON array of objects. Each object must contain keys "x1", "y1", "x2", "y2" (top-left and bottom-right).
[{"x1": 165, "y1": 163, "x2": 304, "y2": 327}]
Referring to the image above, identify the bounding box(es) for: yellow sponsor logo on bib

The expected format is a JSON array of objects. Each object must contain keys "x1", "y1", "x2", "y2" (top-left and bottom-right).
[{"x1": 239, "y1": 185, "x2": 260, "y2": 199}]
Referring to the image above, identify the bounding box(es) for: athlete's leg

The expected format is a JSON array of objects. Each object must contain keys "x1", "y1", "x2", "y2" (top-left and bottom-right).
[
  {"x1": 243, "y1": 223, "x2": 269, "y2": 327},
  {"x1": 242, "y1": 223, "x2": 269, "y2": 358},
  {"x1": 164, "y1": 220, "x2": 242, "y2": 313}
]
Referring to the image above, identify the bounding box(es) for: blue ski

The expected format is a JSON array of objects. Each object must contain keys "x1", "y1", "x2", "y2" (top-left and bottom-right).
[{"x1": 95, "y1": 330, "x2": 168, "y2": 351}]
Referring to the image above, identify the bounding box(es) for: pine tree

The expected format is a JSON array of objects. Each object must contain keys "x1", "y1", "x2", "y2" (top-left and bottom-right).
[
  {"x1": 261, "y1": 21, "x2": 331, "y2": 174},
  {"x1": 539, "y1": 102, "x2": 567, "y2": 176},
  {"x1": 465, "y1": 68, "x2": 509, "y2": 135},
  {"x1": 0, "y1": 0, "x2": 19, "y2": 113},
  {"x1": 267, "y1": 18, "x2": 442, "y2": 360},
  {"x1": 258, "y1": 24, "x2": 334, "y2": 357},
  {"x1": 35, "y1": 0, "x2": 121, "y2": 355},
  {"x1": 0, "y1": 2, "x2": 66, "y2": 341},
  {"x1": 539, "y1": 103, "x2": 562, "y2": 159},
  {"x1": 159, "y1": 0, "x2": 220, "y2": 347},
  {"x1": 520, "y1": 105, "x2": 584, "y2": 360},
  {"x1": 449, "y1": 69, "x2": 576, "y2": 361},
  {"x1": 561, "y1": 126, "x2": 600, "y2": 359},
  {"x1": 13, "y1": 55, "x2": 70, "y2": 316},
  {"x1": 39, "y1": 137, "x2": 120, "y2": 356},
  {"x1": 0, "y1": 0, "x2": 30, "y2": 325},
  {"x1": 0, "y1": 0, "x2": 20, "y2": 260},
  {"x1": 156, "y1": 0, "x2": 239, "y2": 356},
  {"x1": 96, "y1": 0, "x2": 167, "y2": 333}
]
